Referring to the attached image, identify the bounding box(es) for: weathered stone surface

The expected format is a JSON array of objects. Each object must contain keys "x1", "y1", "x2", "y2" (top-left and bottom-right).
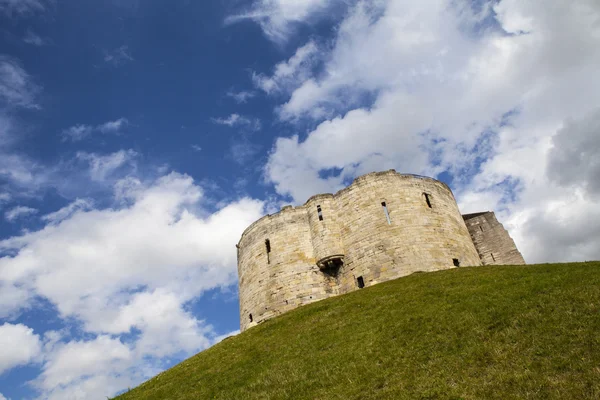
[
  {"x1": 463, "y1": 211, "x2": 526, "y2": 266},
  {"x1": 237, "y1": 170, "x2": 490, "y2": 331}
]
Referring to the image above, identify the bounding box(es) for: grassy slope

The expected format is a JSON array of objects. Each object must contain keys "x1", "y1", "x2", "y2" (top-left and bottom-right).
[{"x1": 116, "y1": 262, "x2": 600, "y2": 400}]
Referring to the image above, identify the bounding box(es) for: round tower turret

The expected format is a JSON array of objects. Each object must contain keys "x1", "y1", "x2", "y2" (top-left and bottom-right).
[{"x1": 305, "y1": 194, "x2": 345, "y2": 271}]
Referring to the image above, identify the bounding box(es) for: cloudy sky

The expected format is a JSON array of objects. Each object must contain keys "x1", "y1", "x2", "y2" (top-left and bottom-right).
[{"x1": 0, "y1": 0, "x2": 599, "y2": 398}]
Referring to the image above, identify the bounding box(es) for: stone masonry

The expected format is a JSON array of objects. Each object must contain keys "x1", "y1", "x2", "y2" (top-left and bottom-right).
[
  {"x1": 463, "y1": 211, "x2": 526, "y2": 265},
  {"x1": 237, "y1": 170, "x2": 525, "y2": 331}
]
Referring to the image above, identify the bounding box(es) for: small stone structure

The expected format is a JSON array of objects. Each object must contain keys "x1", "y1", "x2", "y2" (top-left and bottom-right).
[
  {"x1": 237, "y1": 170, "x2": 525, "y2": 331},
  {"x1": 463, "y1": 211, "x2": 526, "y2": 266}
]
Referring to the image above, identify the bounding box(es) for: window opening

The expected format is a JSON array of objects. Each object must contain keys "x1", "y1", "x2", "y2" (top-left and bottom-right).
[
  {"x1": 491, "y1": 253, "x2": 496, "y2": 262},
  {"x1": 249, "y1": 314, "x2": 253, "y2": 322},
  {"x1": 265, "y1": 239, "x2": 271, "y2": 264},
  {"x1": 479, "y1": 225, "x2": 484, "y2": 232},
  {"x1": 317, "y1": 205, "x2": 323, "y2": 221},
  {"x1": 381, "y1": 202, "x2": 391, "y2": 224},
  {"x1": 357, "y1": 276, "x2": 365, "y2": 288},
  {"x1": 424, "y1": 193, "x2": 432, "y2": 208},
  {"x1": 453, "y1": 258, "x2": 460, "y2": 267}
]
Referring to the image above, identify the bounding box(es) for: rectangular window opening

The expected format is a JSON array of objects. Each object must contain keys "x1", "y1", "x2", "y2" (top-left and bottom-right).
[
  {"x1": 317, "y1": 205, "x2": 323, "y2": 221},
  {"x1": 479, "y1": 225, "x2": 484, "y2": 232},
  {"x1": 356, "y1": 276, "x2": 365, "y2": 288},
  {"x1": 491, "y1": 253, "x2": 495, "y2": 262},
  {"x1": 381, "y1": 202, "x2": 391, "y2": 224},
  {"x1": 265, "y1": 239, "x2": 271, "y2": 264},
  {"x1": 249, "y1": 314, "x2": 253, "y2": 322},
  {"x1": 453, "y1": 258, "x2": 460, "y2": 267},
  {"x1": 424, "y1": 193, "x2": 432, "y2": 208}
]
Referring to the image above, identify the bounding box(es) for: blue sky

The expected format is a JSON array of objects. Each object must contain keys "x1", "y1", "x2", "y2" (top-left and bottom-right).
[{"x1": 1, "y1": 0, "x2": 600, "y2": 399}]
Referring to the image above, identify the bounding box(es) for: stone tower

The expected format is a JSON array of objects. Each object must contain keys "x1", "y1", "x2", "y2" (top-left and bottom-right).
[
  {"x1": 463, "y1": 212, "x2": 526, "y2": 265},
  {"x1": 236, "y1": 170, "x2": 524, "y2": 331}
]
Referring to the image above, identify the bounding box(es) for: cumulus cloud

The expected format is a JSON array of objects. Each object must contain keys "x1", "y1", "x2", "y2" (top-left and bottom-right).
[
  {"x1": 255, "y1": 0, "x2": 600, "y2": 263},
  {"x1": 0, "y1": 172, "x2": 265, "y2": 398},
  {"x1": 0, "y1": 323, "x2": 41, "y2": 375},
  {"x1": 226, "y1": 0, "x2": 335, "y2": 43},
  {"x1": 62, "y1": 118, "x2": 128, "y2": 141},
  {"x1": 5, "y1": 205, "x2": 37, "y2": 222},
  {"x1": 0, "y1": 56, "x2": 40, "y2": 109},
  {"x1": 547, "y1": 108, "x2": 600, "y2": 196},
  {"x1": 38, "y1": 335, "x2": 133, "y2": 391}
]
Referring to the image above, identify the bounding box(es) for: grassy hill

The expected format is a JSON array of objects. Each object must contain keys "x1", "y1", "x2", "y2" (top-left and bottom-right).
[{"x1": 115, "y1": 262, "x2": 600, "y2": 400}]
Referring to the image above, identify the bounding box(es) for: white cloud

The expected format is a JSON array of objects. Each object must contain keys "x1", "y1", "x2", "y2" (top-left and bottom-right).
[
  {"x1": 0, "y1": 0, "x2": 45, "y2": 16},
  {"x1": 0, "y1": 172, "x2": 265, "y2": 397},
  {"x1": 23, "y1": 30, "x2": 48, "y2": 46},
  {"x1": 229, "y1": 139, "x2": 261, "y2": 165},
  {"x1": 257, "y1": 0, "x2": 600, "y2": 263},
  {"x1": 226, "y1": 0, "x2": 336, "y2": 42},
  {"x1": 546, "y1": 108, "x2": 600, "y2": 196},
  {"x1": 0, "y1": 282, "x2": 30, "y2": 319},
  {"x1": 5, "y1": 205, "x2": 37, "y2": 222},
  {"x1": 62, "y1": 118, "x2": 128, "y2": 141},
  {"x1": 76, "y1": 150, "x2": 138, "y2": 182},
  {"x1": 41, "y1": 198, "x2": 94, "y2": 225},
  {"x1": 0, "y1": 323, "x2": 41, "y2": 375},
  {"x1": 0, "y1": 55, "x2": 40, "y2": 109},
  {"x1": 0, "y1": 152, "x2": 50, "y2": 194},
  {"x1": 38, "y1": 336, "x2": 133, "y2": 391},
  {"x1": 0, "y1": 193, "x2": 10, "y2": 203},
  {"x1": 97, "y1": 289, "x2": 212, "y2": 357},
  {"x1": 191, "y1": 144, "x2": 202, "y2": 152},
  {"x1": 103, "y1": 45, "x2": 133, "y2": 67},
  {"x1": 211, "y1": 114, "x2": 261, "y2": 131},
  {"x1": 0, "y1": 392, "x2": 7, "y2": 400},
  {"x1": 226, "y1": 90, "x2": 256, "y2": 103},
  {"x1": 252, "y1": 40, "x2": 318, "y2": 95},
  {"x1": 61, "y1": 124, "x2": 94, "y2": 141},
  {"x1": 97, "y1": 117, "x2": 128, "y2": 134}
]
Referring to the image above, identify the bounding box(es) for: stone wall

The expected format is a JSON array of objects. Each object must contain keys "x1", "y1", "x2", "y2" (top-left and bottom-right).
[
  {"x1": 237, "y1": 170, "x2": 483, "y2": 331},
  {"x1": 463, "y1": 211, "x2": 526, "y2": 265}
]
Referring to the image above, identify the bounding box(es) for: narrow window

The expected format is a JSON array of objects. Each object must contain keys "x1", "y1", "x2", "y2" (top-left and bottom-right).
[
  {"x1": 491, "y1": 253, "x2": 495, "y2": 262},
  {"x1": 357, "y1": 276, "x2": 365, "y2": 288},
  {"x1": 317, "y1": 205, "x2": 323, "y2": 221},
  {"x1": 249, "y1": 314, "x2": 253, "y2": 322},
  {"x1": 381, "y1": 202, "x2": 391, "y2": 224},
  {"x1": 479, "y1": 225, "x2": 484, "y2": 232},
  {"x1": 424, "y1": 193, "x2": 432, "y2": 208},
  {"x1": 453, "y1": 258, "x2": 460, "y2": 267},
  {"x1": 265, "y1": 239, "x2": 271, "y2": 264}
]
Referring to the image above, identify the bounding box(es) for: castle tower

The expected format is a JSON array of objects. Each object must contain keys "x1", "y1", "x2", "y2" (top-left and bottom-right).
[
  {"x1": 463, "y1": 212, "x2": 526, "y2": 265},
  {"x1": 237, "y1": 170, "x2": 512, "y2": 331}
]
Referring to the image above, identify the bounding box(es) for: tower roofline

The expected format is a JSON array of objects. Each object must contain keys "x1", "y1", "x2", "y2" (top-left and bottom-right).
[{"x1": 237, "y1": 170, "x2": 453, "y2": 245}]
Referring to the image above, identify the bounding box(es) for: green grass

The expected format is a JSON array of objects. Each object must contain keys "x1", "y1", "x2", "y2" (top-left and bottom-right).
[{"x1": 115, "y1": 262, "x2": 600, "y2": 400}]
